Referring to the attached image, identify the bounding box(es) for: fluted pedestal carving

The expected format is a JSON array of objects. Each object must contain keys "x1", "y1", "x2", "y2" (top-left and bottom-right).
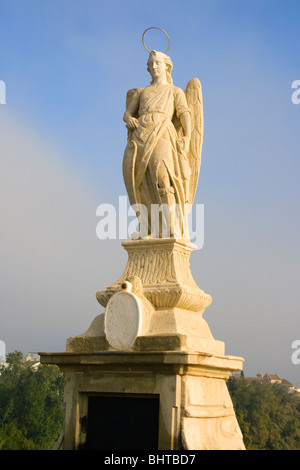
[{"x1": 96, "y1": 238, "x2": 212, "y2": 313}]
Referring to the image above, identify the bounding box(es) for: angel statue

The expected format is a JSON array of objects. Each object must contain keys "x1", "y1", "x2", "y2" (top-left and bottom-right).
[{"x1": 122, "y1": 29, "x2": 203, "y2": 241}]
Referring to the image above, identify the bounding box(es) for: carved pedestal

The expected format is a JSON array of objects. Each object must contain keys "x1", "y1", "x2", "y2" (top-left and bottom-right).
[
  {"x1": 96, "y1": 238, "x2": 212, "y2": 312},
  {"x1": 40, "y1": 238, "x2": 245, "y2": 450}
]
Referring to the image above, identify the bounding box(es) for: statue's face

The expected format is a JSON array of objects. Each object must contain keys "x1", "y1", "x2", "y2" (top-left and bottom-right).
[{"x1": 148, "y1": 54, "x2": 167, "y2": 80}]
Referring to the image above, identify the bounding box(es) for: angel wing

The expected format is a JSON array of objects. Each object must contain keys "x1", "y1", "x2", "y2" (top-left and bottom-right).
[{"x1": 185, "y1": 78, "x2": 204, "y2": 206}]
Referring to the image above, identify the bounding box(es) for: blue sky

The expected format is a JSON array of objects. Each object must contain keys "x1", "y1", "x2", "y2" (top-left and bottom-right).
[{"x1": 0, "y1": 0, "x2": 299, "y2": 386}]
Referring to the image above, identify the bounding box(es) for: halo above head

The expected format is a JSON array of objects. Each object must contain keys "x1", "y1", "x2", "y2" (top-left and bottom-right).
[{"x1": 142, "y1": 27, "x2": 170, "y2": 54}]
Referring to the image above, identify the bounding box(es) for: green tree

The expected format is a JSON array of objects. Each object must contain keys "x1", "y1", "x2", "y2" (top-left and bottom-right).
[
  {"x1": 0, "y1": 351, "x2": 64, "y2": 450},
  {"x1": 228, "y1": 375, "x2": 300, "y2": 450}
]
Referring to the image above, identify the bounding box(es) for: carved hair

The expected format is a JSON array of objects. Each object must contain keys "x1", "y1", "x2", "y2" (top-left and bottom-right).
[{"x1": 147, "y1": 50, "x2": 173, "y2": 84}]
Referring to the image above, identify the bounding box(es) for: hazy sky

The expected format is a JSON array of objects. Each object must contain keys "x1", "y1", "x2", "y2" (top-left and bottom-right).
[{"x1": 0, "y1": 0, "x2": 299, "y2": 387}]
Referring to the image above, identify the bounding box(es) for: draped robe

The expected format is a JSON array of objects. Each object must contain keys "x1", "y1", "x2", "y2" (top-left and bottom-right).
[{"x1": 123, "y1": 83, "x2": 191, "y2": 237}]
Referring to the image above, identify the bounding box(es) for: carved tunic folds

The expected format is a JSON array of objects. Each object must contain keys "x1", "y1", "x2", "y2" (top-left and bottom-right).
[{"x1": 123, "y1": 83, "x2": 191, "y2": 237}]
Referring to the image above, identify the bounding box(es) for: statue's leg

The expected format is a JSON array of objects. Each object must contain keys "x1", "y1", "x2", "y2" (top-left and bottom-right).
[
  {"x1": 158, "y1": 186, "x2": 176, "y2": 238},
  {"x1": 147, "y1": 138, "x2": 173, "y2": 191},
  {"x1": 148, "y1": 145, "x2": 176, "y2": 238}
]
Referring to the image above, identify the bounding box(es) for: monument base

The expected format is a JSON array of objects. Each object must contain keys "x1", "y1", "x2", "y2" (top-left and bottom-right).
[
  {"x1": 40, "y1": 237, "x2": 245, "y2": 450},
  {"x1": 40, "y1": 348, "x2": 245, "y2": 450}
]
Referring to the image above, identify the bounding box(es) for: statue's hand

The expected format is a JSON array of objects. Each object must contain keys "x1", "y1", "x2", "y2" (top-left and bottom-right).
[{"x1": 126, "y1": 117, "x2": 139, "y2": 130}]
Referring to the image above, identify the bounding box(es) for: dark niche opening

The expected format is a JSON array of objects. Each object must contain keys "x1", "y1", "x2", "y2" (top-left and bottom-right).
[{"x1": 84, "y1": 393, "x2": 160, "y2": 450}]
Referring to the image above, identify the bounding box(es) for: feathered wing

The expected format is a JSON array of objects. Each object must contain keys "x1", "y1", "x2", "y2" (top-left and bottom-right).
[{"x1": 185, "y1": 78, "x2": 204, "y2": 206}]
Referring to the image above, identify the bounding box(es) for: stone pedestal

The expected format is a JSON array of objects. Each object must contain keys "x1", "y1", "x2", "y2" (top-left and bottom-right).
[
  {"x1": 40, "y1": 350, "x2": 245, "y2": 450},
  {"x1": 40, "y1": 238, "x2": 245, "y2": 450},
  {"x1": 96, "y1": 238, "x2": 212, "y2": 313}
]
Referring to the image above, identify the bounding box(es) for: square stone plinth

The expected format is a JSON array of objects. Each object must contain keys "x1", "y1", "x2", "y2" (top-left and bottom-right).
[{"x1": 40, "y1": 350, "x2": 245, "y2": 450}]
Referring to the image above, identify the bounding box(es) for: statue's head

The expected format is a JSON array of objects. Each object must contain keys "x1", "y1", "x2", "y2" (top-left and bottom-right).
[{"x1": 147, "y1": 50, "x2": 173, "y2": 84}]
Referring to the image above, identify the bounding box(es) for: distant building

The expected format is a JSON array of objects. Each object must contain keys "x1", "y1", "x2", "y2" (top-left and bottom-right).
[
  {"x1": 249, "y1": 372, "x2": 300, "y2": 394},
  {"x1": 25, "y1": 353, "x2": 40, "y2": 363},
  {"x1": 264, "y1": 373, "x2": 283, "y2": 384},
  {"x1": 0, "y1": 352, "x2": 41, "y2": 371},
  {"x1": 24, "y1": 353, "x2": 40, "y2": 370}
]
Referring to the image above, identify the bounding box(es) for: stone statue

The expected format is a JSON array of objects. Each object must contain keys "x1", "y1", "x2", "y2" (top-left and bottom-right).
[
  {"x1": 122, "y1": 42, "x2": 203, "y2": 240},
  {"x1": 42, "y1": 28, "x2": 245, "y2": 452},
  {"x1": 96, "y1": 30, "x2": 209, "y2": 313}
]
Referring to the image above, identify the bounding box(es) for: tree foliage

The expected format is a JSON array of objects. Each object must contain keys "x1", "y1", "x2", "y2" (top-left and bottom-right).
[
  {"x1": 0, "y1": 351, "x2": 64, "y2": 450},
  {"x1": 228, "y1": 375, "x2": 300, "y2": 450}
]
